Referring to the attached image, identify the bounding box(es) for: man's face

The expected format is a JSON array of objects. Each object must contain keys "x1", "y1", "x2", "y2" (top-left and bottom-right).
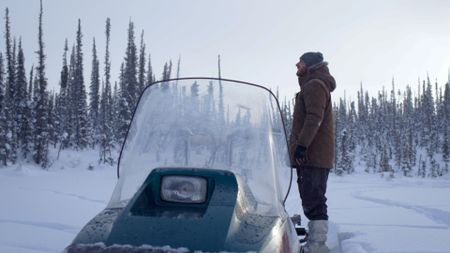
[{"x1": 296, "y1": 60, "x2": 307, "y2": 77}]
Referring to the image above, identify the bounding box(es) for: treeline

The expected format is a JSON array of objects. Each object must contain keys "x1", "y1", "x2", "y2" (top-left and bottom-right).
[
  {"x1": 0, "y1": 1, "x2": 177, "y2": 168},
  {"x1": 281, "y1": 77, "x2": 450, "y2": 177}
]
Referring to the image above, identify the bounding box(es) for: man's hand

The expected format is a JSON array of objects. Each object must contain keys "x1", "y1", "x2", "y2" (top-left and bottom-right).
[{"x1": 294, "y1": 145, "x2": 307, "y2": 165}]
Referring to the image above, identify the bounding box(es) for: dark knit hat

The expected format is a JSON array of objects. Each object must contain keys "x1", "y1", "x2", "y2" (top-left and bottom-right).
[{"x1": 300, "y1": 52, "x2": 324, "y2": 68}]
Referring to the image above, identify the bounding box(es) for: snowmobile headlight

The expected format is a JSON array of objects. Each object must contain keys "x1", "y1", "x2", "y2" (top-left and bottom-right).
[{"x1": 161, "y1": 176, "x2": 207, "y2": 204}]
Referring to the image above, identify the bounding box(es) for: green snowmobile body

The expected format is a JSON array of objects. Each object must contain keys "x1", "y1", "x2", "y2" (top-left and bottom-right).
[{"x1": 68, "y1": 168, "x2": 289, "y2": 252}]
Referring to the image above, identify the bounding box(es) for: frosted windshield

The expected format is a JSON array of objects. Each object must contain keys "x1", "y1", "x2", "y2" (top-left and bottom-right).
[{"x1": 108, "y1": 79, "x2": 291, "y2": 215}]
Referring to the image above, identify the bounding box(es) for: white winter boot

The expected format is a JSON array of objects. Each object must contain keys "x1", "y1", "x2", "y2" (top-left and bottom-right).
[{"x1": 300, "y1": 220, "x2": 329, "y2": 253}]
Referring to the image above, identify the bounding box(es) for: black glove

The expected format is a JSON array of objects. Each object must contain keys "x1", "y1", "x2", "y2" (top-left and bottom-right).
[{"x1": 294, "y1": 145, "x2": 307, "y2": 165}]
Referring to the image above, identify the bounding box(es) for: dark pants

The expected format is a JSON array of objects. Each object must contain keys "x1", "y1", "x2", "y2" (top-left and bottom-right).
[{"x1": 297, "y1": 166, "x2": 329, "y2": 220}]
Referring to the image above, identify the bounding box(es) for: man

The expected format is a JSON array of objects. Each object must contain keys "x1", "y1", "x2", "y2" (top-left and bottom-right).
[{"x1": 289, "y1": 52, "x2": 336, "y2": 253}]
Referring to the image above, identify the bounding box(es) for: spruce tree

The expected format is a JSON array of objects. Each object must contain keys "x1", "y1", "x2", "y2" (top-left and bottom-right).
[
  {"x1": 117, "y1": 63, "x2": 129, "y2": 144},
  {"x1": 33, "y1": 0, "x2": 49, "y2": 167},
  {"x1": 124, "y1": 21, "x2": 138, "y2": 114},
  {"x1": 340, "y1": 130, "x2": 354, "y2": 174},
  {"x1": 89, "y1": 38, "x2": 100, "y2": 147},
  {"x1": 104, "y1": 18, "x2": 111, "y2": 103},
  {"x1": 4, "y1": 8, "x2": 16, "y2": 163},
  {"x1": 356, "y1": 84, "x2": 369, "y2": 147},
  {"x1": 348, "y1": 101, "x2": 357, "y2": 153},
  {"x1": 73, "y1": 19, "x2": 89, "y2": 149},
  {"x1": 426, "y1": 92, "x2": 437, "y2": 158},
  {"x1": 146, "y1": 53, "x2": 155, "y2": 86},
  {"x1": 58, "y1": 39, "x2": 70, "y2": 149},
  {"x1": 15, "y1": 40, "x2": 32, "y2": 160},
  {"x1": 66, "y1": 45, "x2": 77, "y2": 148},
  {"x1": 138, "y1": 31, "x2": 146, "y2": 95},
  {"x1": 99, "y1": 17, "x2": 114, "y2": 164},
  {"x1": 99, "y1": 82, "x2": 114, "y2": 165},
  {"x1": 4, "y1": 9, "x2": 14, "y2": 99}
]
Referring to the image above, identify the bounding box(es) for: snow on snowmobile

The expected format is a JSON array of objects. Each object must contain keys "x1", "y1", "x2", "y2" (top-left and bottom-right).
[{"x1": 66, "y1": 77, "x2": 305, "y2": 253}]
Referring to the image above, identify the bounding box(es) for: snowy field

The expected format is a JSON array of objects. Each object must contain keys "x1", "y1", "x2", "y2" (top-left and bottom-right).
[{"x1": 1, "y1": 150, "x2": 450, "y2": 253}]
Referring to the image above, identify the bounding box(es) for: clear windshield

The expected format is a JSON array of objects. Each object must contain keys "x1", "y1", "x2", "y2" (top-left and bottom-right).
[{"x1": 108, "y1": 78, "x2": 291, "y2": 215}]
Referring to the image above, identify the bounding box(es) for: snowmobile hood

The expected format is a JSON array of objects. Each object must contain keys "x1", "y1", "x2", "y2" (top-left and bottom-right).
[{"x1": 69, "y1": 168, "x2": 287, "y2": 252}]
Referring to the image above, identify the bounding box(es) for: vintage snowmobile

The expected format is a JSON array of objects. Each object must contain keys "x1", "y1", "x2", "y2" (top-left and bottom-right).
[{"x1": 66, "y1": 78, "x2": 305, "y2": 253}]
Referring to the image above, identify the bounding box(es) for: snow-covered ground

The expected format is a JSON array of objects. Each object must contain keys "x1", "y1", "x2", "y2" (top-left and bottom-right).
[
  {"x1": 286, "y1": 174, "x2": 450, "y2": 253},
  {"x1": 0, "y1": 150, "x2": 117, "y2": 253},
  {"x1": 1, "y1": 150, "x2": 450, "y2": 253}
]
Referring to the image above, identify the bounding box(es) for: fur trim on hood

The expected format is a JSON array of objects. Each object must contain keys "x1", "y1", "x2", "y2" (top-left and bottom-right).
[{"x1": 298, "y1": 62, "x2": 336, "y2": 92}]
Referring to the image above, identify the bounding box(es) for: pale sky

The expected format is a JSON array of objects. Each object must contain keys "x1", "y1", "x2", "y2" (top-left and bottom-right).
[{"x1": 1, "y1": 0, "x2": 450, "y2": 101}]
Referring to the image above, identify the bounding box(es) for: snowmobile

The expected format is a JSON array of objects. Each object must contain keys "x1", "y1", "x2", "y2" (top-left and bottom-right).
[{"x1": 66, "y1": 77, "x2": 305, "y2": 253}]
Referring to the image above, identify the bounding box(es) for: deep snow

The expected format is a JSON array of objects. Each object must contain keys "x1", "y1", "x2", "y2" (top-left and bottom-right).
[{"x1": 1, "y1": 149, "x2": 450, "y2": 253}]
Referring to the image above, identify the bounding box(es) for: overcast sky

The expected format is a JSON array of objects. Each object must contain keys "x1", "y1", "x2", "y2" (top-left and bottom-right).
[{"x1": 1, "y1": 0, "x2": 450, "y2": 101}]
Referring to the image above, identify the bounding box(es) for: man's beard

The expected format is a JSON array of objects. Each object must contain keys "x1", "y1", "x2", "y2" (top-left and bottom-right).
[{"x1": 297, "y1": 68, "x2": 306, "y2": 77}]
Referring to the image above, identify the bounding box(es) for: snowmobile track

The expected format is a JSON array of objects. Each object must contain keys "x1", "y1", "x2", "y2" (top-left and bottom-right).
[{"x1": 354, "y1": 191, "x2": 450, "y2": 228}]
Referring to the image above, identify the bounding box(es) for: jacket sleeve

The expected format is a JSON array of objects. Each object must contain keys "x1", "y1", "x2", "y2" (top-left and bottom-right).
[
  {"x1": 297, "y1": 81, "x2": 328, "y2": 148},
  {"x1": 288, "y1": 93, "x2": 301, "y2": 160}
]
